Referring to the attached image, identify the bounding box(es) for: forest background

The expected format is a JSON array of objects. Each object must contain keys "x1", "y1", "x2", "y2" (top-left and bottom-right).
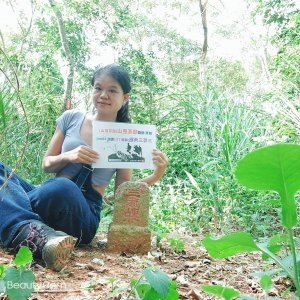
[{"x1": 0, "y1": 0, "x2": 299, "y2": 240}]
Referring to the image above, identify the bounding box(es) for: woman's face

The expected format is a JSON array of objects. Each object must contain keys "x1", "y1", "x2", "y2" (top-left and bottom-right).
[{"x1": 92, "y1": 74, "x2": 129, "y2": 121}]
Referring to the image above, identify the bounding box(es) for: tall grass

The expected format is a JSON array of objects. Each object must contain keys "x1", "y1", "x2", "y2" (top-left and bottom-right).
[
  {"x1": 156, "y1": 84, "x2": 275, "y2": 233},
  {"x1": 0, "y1": 52, "x2": 62, "y2": 184}
]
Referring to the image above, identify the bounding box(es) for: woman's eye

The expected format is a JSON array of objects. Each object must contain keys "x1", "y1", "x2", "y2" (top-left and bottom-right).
[{"x1": 94, "y1": 87, "x2": 101, "y2": 91}]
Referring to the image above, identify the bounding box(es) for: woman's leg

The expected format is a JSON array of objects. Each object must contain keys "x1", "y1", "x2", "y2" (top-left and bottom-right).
[
  {"x1": 0, "y1": 162, "x2": 77, "y2": 271},
  {"x1": 28, "y1": 177, "x2": 100, "y2": 244},
  {"x1": 0, "y1": 162, "x2": 42, "y2": 247}
]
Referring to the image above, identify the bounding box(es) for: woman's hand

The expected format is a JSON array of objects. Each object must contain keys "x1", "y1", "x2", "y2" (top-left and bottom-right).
[
  {"x1": 43, "y1": 126, "x2": 100, "y2": 173},
  {"x1": 152, "y1": 149, "x2": 168, "y2": 179},
  {"x1": 64, "y1": 145, "x2": 99, "y2": 164}
]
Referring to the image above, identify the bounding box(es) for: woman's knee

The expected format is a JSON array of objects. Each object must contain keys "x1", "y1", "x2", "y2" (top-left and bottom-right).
[
  {"x1": 30, "y1": 178, "x2": 83, "y2": 209},
  {"x1": 41, "y1": 178, "x2": 80, "y2": 199}
]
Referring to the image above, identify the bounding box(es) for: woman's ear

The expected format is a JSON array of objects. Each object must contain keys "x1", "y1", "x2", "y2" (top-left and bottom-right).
[{"x1": 123, "y1": 93, "x2": 130, "y2": 103}]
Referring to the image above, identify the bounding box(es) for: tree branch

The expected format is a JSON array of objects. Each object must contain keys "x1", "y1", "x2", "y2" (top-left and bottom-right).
[
  {"x1": 199, "y1": 0, "x2": 208, "y2": 61},
  {"x1": 48, "y1": 0, "x2": 74, "y2": 111}
]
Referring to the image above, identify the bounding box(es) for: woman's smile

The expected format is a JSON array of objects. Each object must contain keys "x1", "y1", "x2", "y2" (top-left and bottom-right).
[{"x1": 97, "y1": 101, "x2": 111, "y2": 106}]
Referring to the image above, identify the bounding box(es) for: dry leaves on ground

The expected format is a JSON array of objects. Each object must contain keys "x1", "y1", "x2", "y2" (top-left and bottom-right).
[{"x1": 0, "y1": 233, "x2": 293, "y2": 300}]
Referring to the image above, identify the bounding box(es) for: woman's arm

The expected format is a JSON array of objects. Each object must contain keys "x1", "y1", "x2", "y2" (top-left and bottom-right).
[
  {"x1": 113, "y1": 149, "x2": 168, "y2": 192},
  {"x1": 114, "y1": 168, "x2": 132, "y2": 193},
  {"x1": 42, "y1": 126, "x2": 99, "y2": 173},
  {"x1": 139, "y1": 149, "x2": 168, "y2": 185}
]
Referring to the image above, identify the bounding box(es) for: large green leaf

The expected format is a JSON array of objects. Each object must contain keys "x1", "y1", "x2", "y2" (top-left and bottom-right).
[
  {"x1": 235, "y1": 144, "x2": 300, "y2": 228},
  {"x1": 143, "y1": 268, "x2": 171, "y2": 299},
  {"x1": 203, "y1": 232, "x2": 259, "y2": 258},
  {"x1": 201, "y1": 285, "x2": 239, "y2": 300},
  {"x1": 4, "y1": 266, "x2": 35, "y2": 300}
]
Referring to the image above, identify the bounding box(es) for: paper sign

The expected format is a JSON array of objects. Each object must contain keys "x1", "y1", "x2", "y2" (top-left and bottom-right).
[{"x1": 92, "y1": 121, "x2": 156, "y2": 169}]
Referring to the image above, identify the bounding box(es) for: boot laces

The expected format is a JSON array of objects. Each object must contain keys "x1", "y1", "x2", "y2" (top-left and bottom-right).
[{"x1": 18, "y1": 223, "x2": 47, "y2": 254}]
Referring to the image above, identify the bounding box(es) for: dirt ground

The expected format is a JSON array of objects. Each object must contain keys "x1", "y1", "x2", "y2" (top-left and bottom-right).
[{"x1": 0, "y1": 232, "x2": 293, "y2": 300}]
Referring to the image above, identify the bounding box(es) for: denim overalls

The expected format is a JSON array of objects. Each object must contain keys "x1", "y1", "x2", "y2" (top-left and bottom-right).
[{"x1": 0, "y1": 162, "x2": 102, "y2": 247}]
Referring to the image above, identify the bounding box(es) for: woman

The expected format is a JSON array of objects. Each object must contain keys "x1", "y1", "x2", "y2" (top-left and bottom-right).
[{"x1": 0, "y1": 64, "x2": 168, "y2": 271}]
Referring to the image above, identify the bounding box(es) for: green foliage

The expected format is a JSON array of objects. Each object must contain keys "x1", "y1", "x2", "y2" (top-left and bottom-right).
[
  {"x1": 13, "y1": 246, "x2": 33, "y2": 267},
  {"x1": 235, "y1": 144, "x2": 300, "y2": 228},
  {"x1": 0, "y1": 246, "x2": 35, "y2": 300},
  {"x1": 156, "y1": 84, "x2": 269, "y2": 232},
  {"x1": 206, "y1": 58, "x2": 248, "y2": 93},
  {"x1": 130, "y1": 267, "x2": 179, "y2": 300},
  {"x1": 4, "y1": 268, "x2": 34, "y2": 300},
  {"x1": 254, "y1": 0, "x2": 300, "y2": 96},
  {"x1": 203, "y1": 232, "x2": 259, "y2": 258},
  {"x1": 168, "y1": 238, "x2": 185, "y2": 253},
  {"x1": 143, "y1": 268, "x2": 171, "y2": 298},
  {"x1": 260, "y1": 274, "x2": 272, "y2": 292},
  {"x1": 35, "y1": 13, "x2": 89, "y2": 68},
  {"x1": 201, "y1": 285, "x2": 240, "y2": 300},
  {"x1": 118, "y1": 48, "x2": 164, "y2": 125},
  {"x1": 1, "y1": 0, "x2": 297, "y2": 270},
  {"x1": 203, "y1": 144, "x2": 300, "y2": 299}
]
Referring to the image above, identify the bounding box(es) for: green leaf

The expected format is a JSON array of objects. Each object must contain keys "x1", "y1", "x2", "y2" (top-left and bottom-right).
[
  {"x1": 281, "y1": 253, "x2": 300, "y2": 270},
  {"x1": 0, "y1": 265, "x2": 6, "y2": 293},
  {"x1": 184, "y1": 170, "x2": 200, "y2": 192},
  {"x1": 0, "y1": 279, "x2": 5, "y2": 293},
  {"x1": 13, "y1": 246, "x2": 33, "y2": 267},
  {"x1": 251, "y1": 270, "x2": 279, "y2": 279},
  {"x1": 4, "y1": 266, "x2": 35, "y2": 300},
  {"x1": 203, "y1": 232, "x2": 259, "y2": 258},
  {"x1": 260, "y1": 275, "x2": 272, "y2": 292},
  {"x1": 135, "y1": 282, "x2": 151, "y2": 298},
  {"x1": 235, "y1": 144, "x2": 300, "y2": 228},
  {"x1": 105, "y1": 277, "x2": 118, "y2": 284},
  {"x1": 168, "y1": 238, "x2": 185, "y2": 253},
  {"x1": 256, "y1": 243, "x2": 294, "y2": 280},
  {"x1": 164, "y1": 281, "x2": 179, "y2": 300},
  {"x1": 262, "y1": 235, "x2": 288, "y2": 260},
  {"x1": 143, "y1": 268, "x2": 171, "y2": 298},
  {"x1": 144, "y1": 287, "x2": 162, "y2": 300},
  {"x1": 143, "y1": 282, "x2": 178, "y2": 300},
  {"x1": 201, "y1": 285, "x2": 239, "y2": 300},
  {"x1": 0, "y1": 264, "x2": 5, "y2": 278}
]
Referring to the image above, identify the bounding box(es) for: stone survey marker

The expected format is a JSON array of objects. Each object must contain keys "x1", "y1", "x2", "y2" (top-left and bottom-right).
[{"x1": 107, "y1": 181, "x2": 151, "y2": 253}]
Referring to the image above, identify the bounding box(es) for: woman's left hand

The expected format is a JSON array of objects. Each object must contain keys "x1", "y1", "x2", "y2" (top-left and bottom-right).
[{"x1": 152, "y1": 149, "x2": 168, "y2": 178}]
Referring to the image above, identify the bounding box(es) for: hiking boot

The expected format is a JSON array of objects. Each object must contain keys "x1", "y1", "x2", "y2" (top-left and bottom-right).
[{"x1": 11, "y1": 220, "x2": 77, "y2": 271}]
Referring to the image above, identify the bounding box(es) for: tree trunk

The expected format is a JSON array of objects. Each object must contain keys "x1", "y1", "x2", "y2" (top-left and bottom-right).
[
  {"x1": 199, "y1": 0, "x2": 208, "y2": 91},
  {"x1": 48, "y1": 0, "x2": 74, "y2": 111},
  {"x1": 199, "y1": 0, "x2": 208, "y2": 61}
]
